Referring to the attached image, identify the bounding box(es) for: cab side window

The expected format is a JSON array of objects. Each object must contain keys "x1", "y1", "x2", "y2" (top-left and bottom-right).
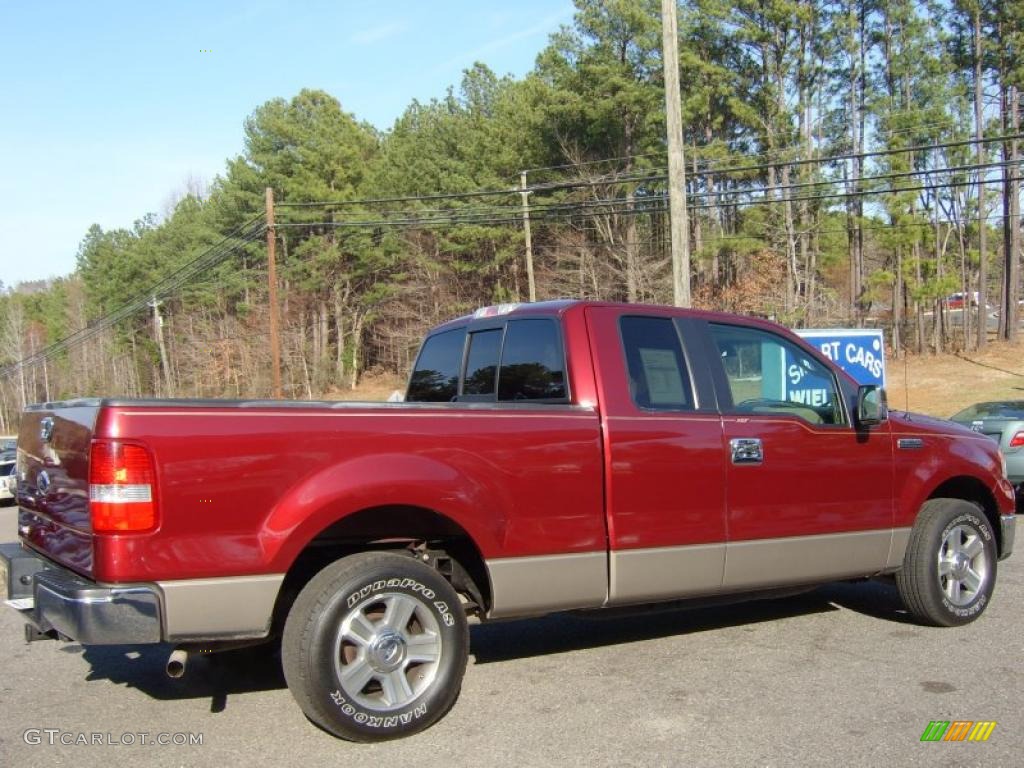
[
  {"x1": 709, "y1": 323, "x2": 844, "y2": 425},
  {"x1": 619, "y1": 316, "x2": 694, "y2": 411}
]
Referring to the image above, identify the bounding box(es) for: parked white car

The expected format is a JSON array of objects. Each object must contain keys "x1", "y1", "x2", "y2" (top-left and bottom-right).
[{"x1": 0, "y1": 459, "x2": 15, "y2": 504}]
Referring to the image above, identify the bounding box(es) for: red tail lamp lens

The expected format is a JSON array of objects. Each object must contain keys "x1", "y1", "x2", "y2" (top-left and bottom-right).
[{"x1": 89, "y1": 441, "x2": 157, "y2": 532}]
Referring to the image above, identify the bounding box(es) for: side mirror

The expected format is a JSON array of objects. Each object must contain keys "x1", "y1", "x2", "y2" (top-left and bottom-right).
[{"x1": 857, "y1": 384, "x2": 888, "y2": 426}]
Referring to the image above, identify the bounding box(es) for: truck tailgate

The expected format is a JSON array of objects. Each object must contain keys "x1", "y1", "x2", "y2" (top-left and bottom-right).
[{"x1": 17, "y1": 402, "x2": 100, "y2": 577}]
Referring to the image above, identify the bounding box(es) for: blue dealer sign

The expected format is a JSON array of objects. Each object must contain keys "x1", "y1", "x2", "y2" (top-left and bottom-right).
[{"x1": 795, "y1": 329, "x2": 887, "y2": 387}]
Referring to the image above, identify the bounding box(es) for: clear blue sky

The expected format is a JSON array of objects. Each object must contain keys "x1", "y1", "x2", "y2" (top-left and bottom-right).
[{"x1": 0, "y1": 0, "x2": 574, "y2": 288}]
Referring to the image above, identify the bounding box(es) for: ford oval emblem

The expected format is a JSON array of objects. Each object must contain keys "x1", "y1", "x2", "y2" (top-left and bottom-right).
[
  {"x1": 37, "y1": 470, "x2": 51, "y2": 495},
  {"x1": 40, "y1": 417, "x2": 54, "y2": 442}
]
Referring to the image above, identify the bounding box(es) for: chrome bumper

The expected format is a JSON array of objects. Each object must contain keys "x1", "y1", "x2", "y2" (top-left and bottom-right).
[
  {"x1": 1, "y1": 543, "x2": 162, "y2": 644},
  {"x1": 1000, "y1": 514, "x2": 1016, "y2": 561}
]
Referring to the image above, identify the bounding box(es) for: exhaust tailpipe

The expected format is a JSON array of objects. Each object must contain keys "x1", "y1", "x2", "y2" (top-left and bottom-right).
[{"x1": 166, "y1": 648, "x2": 188, "y2": 678}]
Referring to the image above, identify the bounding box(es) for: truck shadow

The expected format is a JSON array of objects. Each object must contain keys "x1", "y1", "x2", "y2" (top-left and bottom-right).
[
  {"x1": 73, "y1": 579, "x2": 912, "y2": 707},
  {"x1": 814, "y1": 578, "x2": 916, "y2": 623},
  {"x1": 470, "y1": 580, "x2": 912, "y2": 664},
  {"x1": 77, "y1": 642, "x2": 285, "y2": 712}
]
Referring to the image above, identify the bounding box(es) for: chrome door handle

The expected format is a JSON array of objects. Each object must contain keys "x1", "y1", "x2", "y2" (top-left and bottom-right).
[{"x1": 730, "y1": 437, "x2": 763, "y2": 465}]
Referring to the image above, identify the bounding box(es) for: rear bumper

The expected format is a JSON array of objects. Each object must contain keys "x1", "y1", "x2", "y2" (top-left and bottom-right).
[
  {"x1": 1, "y1": 542, "x2": 283, "y2": 645},
  {"x1": 1000, "y1": 514, "x2": 1016, "y2": 561},
  {"x1": 1, "y1": 543, "x2": 161, "y2": 644}
]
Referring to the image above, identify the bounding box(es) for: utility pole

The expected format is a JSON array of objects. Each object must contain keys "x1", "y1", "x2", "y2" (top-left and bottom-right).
[
  {"x1": 520, "y1": 171, "x2": 536, "y2": 302},
  {"x1": 661, "y1": 0, "x2": 691, "y2": 308},
  {"x1": 149, "y1": 297, "x2": 174, "y2": 397},
  {"x1": 265, "y1": 187, "x2": 283, "y2": 398},
  {"x1": 973, "y1": 7, "x2": 986, "y2": 349}
]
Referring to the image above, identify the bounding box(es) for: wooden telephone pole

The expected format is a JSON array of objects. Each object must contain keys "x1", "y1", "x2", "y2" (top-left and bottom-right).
[
  {"x1": 520, "y1": 171, "x2": 537, "y2": 302},
  {"x1": 265, "y1": 187, "x2": 283, "y2": 398},
  {"x1": 662, "y1": 0, "x2": 691, "y2": 308},
  {"x1": 149, "y1": 297, "x2": 174, "y2": 397}
]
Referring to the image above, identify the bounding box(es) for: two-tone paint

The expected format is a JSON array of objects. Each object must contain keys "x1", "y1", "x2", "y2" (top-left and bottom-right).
[{"x1": 13, "y1": 301, "x2": 1017, "y2": 640}]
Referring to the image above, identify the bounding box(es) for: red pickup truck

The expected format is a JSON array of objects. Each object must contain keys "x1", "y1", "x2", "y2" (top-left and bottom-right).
[{"x1": 1, "y1": 301, "x2": 1017, "y2": 741}]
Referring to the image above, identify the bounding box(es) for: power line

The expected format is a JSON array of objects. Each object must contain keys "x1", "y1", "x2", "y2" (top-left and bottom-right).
[
  {"x1": 528, "y1": 210, "x2": 1024, "y2": 251},
  {"x1": 269, "y1": 134, "x2": 1024, "y2": 214},
  {"x1": 519, "y1": 117, "x2": 1020, "y2": 175},
  {"x1": 274, "y1": 187, "x2": 520, "y2": 209},
  {"x1": 5, "y1": 141, "x2": 1022, "y2": 380},
  {"x1": 688, "y1": 133, "x2": 1024, "y2": 178},
  {"x1": 266, "y1": 175, "x2": 1012, "y2": 233},
  {"x1": 522, "y1": 152, "x2": 668, "y2": 175},
  {"x1": 266, "y1": 160, "x2": 1017, "y2": 232},
  {"x1": 267, "y1": 158, "x2": 1016, "y2": 231},
  {"x1": 1, "y1": 219, "x2": 266, "y2": 377}
]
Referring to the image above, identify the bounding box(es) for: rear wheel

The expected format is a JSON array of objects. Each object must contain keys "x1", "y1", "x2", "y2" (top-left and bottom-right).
[
  {"x1": 282, "y1": 551, "x2": 469, "y2": 741},
  {"x1": 896, "y1": 498, "x2": 997, "y2": 626}
]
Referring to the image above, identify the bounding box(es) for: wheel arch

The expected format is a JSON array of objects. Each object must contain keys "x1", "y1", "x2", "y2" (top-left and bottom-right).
[
  {"x1": 271, "y1": 504, "x2": 493, "y2": 634},
  {"x1": 926, "y1": 475, "x2": 1005, "y2": 556}
]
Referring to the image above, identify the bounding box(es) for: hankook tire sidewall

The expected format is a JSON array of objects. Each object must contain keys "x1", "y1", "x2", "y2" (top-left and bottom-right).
[
  {"x1": 929, "y1": 509, "x2": 995, "y2": 622},
  {"x1": 305, "y1": 565, "x2": 466, "y2": 738}
]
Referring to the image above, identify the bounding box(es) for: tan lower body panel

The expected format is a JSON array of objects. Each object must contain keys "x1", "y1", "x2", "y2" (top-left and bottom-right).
[
  {"x1": 485, "y1": 552, "x2": 606, "y2": 619},
  {"x1": 609, "y1": 544, "x2": 725, "y2": 605},
  {"x1": 724, "y1": 529, "x2": 894, "y2": 589},
  {"x1": 886, "y1": 527, "x2": 912, "y2": 570},
  {"x1": 484, "y1": 528, "x2": 906, "y2": 620},
  {"x1": 157, "y1": 574, "x2": 285, "y2": 641}
]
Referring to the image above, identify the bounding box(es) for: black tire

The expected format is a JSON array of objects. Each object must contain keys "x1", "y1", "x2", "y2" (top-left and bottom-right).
[
  {"x1": 282, "y1": 551, "x2": 469, "y2": 741},
  {"x1": 896, "y1": 498, "x2": 997, "y2": 627}
]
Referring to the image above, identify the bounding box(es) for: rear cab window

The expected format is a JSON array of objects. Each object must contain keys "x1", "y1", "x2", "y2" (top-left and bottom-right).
[
  {"x1": 407, "y1": 317, "x2": 568, "y2": 404},
  {"x1": 462, "y1": 329, "x2": 503, "y2": 399},
  {"x1": 498, "y1": 319, "x2": 566, "y2": 401},
  {"x1": 406, "y1": 328, "x2": 466, "y2": 402}
]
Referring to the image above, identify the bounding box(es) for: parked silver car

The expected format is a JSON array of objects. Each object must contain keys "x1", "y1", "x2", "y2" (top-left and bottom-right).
[{"x1": 951, "y1": 401, "x2": 1024, "y2": 495}]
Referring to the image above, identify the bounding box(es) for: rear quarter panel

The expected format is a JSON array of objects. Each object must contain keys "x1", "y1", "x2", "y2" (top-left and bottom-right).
[{"x1": 91, "y1": 403, "x2": 605, "y2": 583}]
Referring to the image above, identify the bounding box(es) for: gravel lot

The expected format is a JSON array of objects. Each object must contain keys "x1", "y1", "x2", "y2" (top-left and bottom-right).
[{"x1": 1, "y1": 503, "x2": 1021, "y2": 767}]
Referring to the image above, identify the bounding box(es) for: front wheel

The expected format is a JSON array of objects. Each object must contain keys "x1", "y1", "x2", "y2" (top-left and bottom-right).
[
  {"x1": 896, "y1": 498, "x2": 997, "y2": 627},
  {"x1": 282, "y1": 551, "x2": 469, "y2": 741}
]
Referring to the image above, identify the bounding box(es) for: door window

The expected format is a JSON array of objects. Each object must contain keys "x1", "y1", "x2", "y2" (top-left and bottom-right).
[
  {"x1": 709, "y1": 324, "x2": 844, "y2": 425},
  {"x1": 619, "y1": 316, "x2": 694, "y2": 411}
]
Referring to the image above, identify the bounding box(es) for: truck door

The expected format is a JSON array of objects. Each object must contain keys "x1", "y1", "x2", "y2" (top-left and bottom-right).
[
  {"x1": 586, "y1": 307, "x2": 727, "y2": 605},
  {"x1": 701, "y1": 321, "x2": 896, "y2": 589}
]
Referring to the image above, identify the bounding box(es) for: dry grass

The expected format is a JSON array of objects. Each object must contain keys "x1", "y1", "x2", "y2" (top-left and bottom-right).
[
  {"x1": 323, "y1": 371, "x2": 405, "y2": 402},
  {"x1": 334, "y1": 341, "x2": 1024, "y2": 419},
  {"x1": 890, "y1": 340, "x2": 1024, "y2": 417}
]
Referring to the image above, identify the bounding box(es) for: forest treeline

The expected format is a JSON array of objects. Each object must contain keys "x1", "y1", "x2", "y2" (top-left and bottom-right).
[{"x1": 2, "y1": 0, "x2": 1023, "y2": 429}]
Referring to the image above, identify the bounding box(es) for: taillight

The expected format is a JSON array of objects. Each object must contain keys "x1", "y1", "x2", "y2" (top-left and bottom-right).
[
  {"x1": 89, "y1": 441, "x2": 157, "y2": 532},
  {"x1": 1010, "y1": 431, "x2": 1024, "y2": 448}
]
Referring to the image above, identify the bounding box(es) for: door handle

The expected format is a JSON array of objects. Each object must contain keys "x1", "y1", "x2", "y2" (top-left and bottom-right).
[{"x1": 730, "y1": 437, "x2": 763, "y2": 465}]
